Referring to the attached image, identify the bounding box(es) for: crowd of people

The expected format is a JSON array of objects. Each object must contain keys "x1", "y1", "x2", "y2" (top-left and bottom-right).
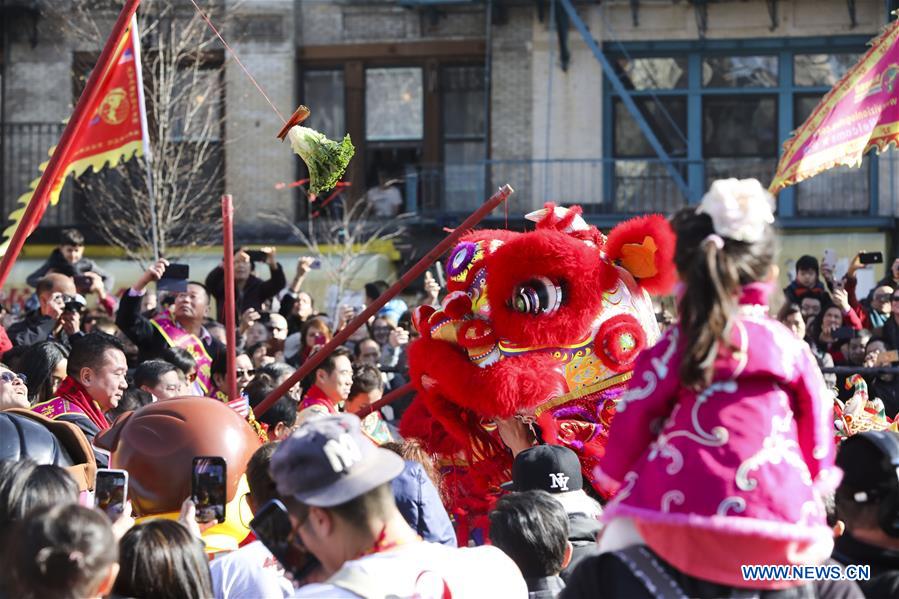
[
  {"x1": 1, "y1": 198, "x2": 899, "y2": 599},
  {"x1": 775, "y1": 251, "x2": 899, "y2": 421}
]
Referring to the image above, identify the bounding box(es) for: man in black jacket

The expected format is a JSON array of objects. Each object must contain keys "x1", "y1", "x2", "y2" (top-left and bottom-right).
[
  {"x1": 116, "y1": 259, "x2": 223, "y2": 365},
  {"x1": 500, "y1": 444, "x2": 602, "y2": 583},
  {"x1": 8, "y1": 274, "x2": 82, "y2": 349},
  {"x1": 205, "y1": 246, "x2": 286, "y2": 323},
  {"x1": 832, "y1": 431, "x2": 899, "y2": 598}
]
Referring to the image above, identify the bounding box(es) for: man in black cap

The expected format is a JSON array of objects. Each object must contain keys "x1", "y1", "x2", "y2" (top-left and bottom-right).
[
  {"x1": 832, "y1": 430, "x2": 899, "y2": 598},
  {"x1": 269, "y1": 413, "x2": 527, "y2": 597},
  {"x1": 501, "y1": 444, "x2": 602, "y2": 582}
]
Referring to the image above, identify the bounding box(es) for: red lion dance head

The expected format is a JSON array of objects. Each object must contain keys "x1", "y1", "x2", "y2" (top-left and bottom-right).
[{"x1": 400, "y1": 204, "x2": 675, "y2": 534}]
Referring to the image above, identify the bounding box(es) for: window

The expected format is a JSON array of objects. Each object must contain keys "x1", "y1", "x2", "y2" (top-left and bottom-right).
[
  {"x1": 170, "y1": 67, "x2": 223, "y2": 142},
  {"x1": 702, "y1": 56, "x2": 778, "y2": 88},
  {"x1": 302, "y1": 70, "x2": 345, "y2": 141},
  {"x1": 365, "y1": 67, "x2": 423, "y2": 141},
  {"x1": 613, "y1": 97, "x2": 687, "y2": 158},
  {"x1": 794, "y1": 53, "x2": 860, "y2": 87},
  {"x1": 793, "y1": 93, "x2": 869, "y2": 214},
  {"x1": 604, "y1": 41, "x2": 872, "y2": 217},
  {"x1": 442, "y1": 65, "x2": 486, "y2": 212},
  {"x1": 615, "y1": 57, "x2": 688, "y2": 90},
  {"x1": 703, "y1": 95, "x2": 777, "y2": 185}
]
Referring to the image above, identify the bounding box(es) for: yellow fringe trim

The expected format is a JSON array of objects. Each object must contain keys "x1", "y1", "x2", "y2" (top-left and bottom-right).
[{"x1": 0, "y1": 140, "x2": 144, "y2": 256}]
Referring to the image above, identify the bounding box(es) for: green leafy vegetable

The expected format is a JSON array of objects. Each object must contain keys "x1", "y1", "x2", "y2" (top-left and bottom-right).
[{"x1": 287, "y1": 126, "x2": 355, "y2": 194}]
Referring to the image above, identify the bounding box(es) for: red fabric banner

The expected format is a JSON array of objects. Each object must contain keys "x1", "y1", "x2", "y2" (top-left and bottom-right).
[
  {"x1": 0, "y1": 14, "x2": 148, "y2": 253},
  {"x1": 770, "y1": 17, "x2": 899, "y2": 193}
]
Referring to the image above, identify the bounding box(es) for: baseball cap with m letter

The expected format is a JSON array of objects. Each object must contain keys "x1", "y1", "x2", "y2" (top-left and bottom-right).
[{"x1": 269, "y1": 413, "x2": 404, "y2": 507}]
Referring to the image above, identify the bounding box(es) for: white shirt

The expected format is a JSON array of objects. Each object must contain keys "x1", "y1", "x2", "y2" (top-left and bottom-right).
[
  {"x1": 293, "y1": 541, "x2": 527, "y2": 598},
  {"x1": 210, "y1": 540, "x2": 294, "y2": 599}
]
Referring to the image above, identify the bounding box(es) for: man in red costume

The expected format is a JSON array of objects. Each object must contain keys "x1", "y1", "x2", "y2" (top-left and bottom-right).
[
  {"x1": 297, "y1": 346, "x2": 354, "y2": 424},
  {"x1": 401, "y1": 204, "x2": 675, "y2": 539},
  {"x1": 32, "y1": 332, "x2": 128, "y2": 467}
]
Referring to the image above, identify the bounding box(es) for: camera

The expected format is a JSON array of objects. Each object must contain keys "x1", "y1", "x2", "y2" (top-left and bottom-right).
[{"x1": 62, "y1": 294, "x2": 86, "y2": 313}]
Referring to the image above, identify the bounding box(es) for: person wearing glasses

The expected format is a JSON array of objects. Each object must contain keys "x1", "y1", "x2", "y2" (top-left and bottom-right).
[
  {"x1": 209, "y1": 352, "x2": 256, "y2": 403},
  {"x1": 0, "y1": 364, "x2": 29, "y2": 411}
]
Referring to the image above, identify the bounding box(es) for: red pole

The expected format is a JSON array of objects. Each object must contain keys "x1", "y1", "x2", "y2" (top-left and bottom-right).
[
  {"x1": 222, "y1": 195, "x2": 238, "y2": 401},
  {"x1": 355, "y1": 382, "x2": 415, "y2": 418},
  {"x1": 255, "y1": 184, "x2": 514, "y2": 417},
  {"x1": 0, "y1": 0, "x2": 142, "y2": 289}
]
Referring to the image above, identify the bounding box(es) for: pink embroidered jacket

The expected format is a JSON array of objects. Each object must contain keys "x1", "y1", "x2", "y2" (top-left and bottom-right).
[{"x1": 598, "y1": 284, "x2": 840, "y2": 543}]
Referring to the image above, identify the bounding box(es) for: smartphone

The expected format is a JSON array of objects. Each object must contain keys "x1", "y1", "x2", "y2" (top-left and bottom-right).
[
  {"x1": 250, "y1": 499, "x2": 321, "y2": 581},
  {"x1": 247, "y1": 250, "x2": 267, "y2": 263},
  {"x1": 74, "y1": 274, "x2": 92, "y2": 292},
  {"x1": 832, "y1": 326, "x2": 856, "y2": 341},
  {"x1": 158, "y1": 263, "x2": 190, "y2": 293},
  {"x1": 859, "y1": 251, "x2": 884, "y2": 265},
  {"x1": 258, "y1": 312, "x2": 271, "y2": 324},
  {"x1": 822, "y1": 249, "x2": 837, "y2": 269},
  {"x1": 314, "y1": 333, "x2": 326, "y2": 345},
  {"x1": 191, "y1": 456, "x2": 227, "y2": 524},
  {"x1": 94, "y1": 468, "x2": 128, "y2": 520},
  {"x1": 310, "y1": 259, "x2": 321, "y2": 270},
  {"x1": 877, "y1": 350, "x2": 899, "y2": 365}
]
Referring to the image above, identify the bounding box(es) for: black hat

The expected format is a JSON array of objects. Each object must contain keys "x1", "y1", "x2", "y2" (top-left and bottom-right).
[
  {"x1": 836, "y1": 430, "x2": 899, "y2": 501},
  {"x1": 501, "y1": 445, "x2": 583, "y2": 493}
]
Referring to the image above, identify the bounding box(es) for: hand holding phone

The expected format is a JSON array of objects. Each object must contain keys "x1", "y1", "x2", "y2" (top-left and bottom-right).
[
  {"x1": 94, "y1": 468, "x2": 128, "y2": 521},
  {"x1": 251, "y1": 499, "x2": 322, "y2": 582},
  {"x1": 191, "y1": 457, "x2": 227, "y2": 524},
  {"x1": 859, "y1": 251, "x2": 884, "y2": 265},
  {"x1": 158, "y1": 263, "x2": 190, "y2": 293}
]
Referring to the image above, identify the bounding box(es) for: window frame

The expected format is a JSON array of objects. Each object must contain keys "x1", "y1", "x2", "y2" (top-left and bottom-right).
[{"x1": 602, "y1": 35, "x2": 873, "y2": 218}]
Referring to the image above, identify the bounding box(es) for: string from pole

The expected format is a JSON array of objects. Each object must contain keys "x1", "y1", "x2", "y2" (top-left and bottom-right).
[{"x1": 187, "y1": 0, "x2": 286, "y2": 124}]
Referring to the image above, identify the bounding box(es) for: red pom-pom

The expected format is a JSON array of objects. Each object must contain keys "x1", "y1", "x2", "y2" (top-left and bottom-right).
[
  {"x1": 595, "y1": 314, "x2": 647, "y2": 372},
  {"x1": 599, "y1": 214, "x2": 677, "y2": 294}
]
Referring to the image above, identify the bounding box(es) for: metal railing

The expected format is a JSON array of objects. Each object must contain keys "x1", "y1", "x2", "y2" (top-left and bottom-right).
[
  {"x1": 405, "y1": 158, "x2": 698, "y2": 218},
  {"x1": 1, "y1": 122, "x2": 79, "y2": 227},
  {"x1": 403, "y1": 157, "x2": 888, "y2": 219}
]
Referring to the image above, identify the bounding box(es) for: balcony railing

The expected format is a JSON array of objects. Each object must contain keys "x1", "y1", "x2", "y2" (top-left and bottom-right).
[
  {"x1": 405, "y1": 158, "x2": 699, "y2": 218},
  {"x1": 403, "y1": 157, "x2": 885, "y2": 220}
]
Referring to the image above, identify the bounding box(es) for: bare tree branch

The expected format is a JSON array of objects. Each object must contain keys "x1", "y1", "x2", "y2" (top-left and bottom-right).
[
  {"x1": 261, "y1": 196, "x2": 410, "y2": 319},
  {"x1": 43, "y1": 0, "x2": 231, "y2": 262}
]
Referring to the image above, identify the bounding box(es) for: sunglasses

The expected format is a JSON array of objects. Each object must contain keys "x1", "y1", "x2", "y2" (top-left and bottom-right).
[
  {"x1": 236, "y1": 369, "x2": 256, "y2": 378},
  {"x1": 891, "y1": 296, "x2": 899, "y2": 302},
  {"x1": 0, "y1": 372, "x2": 27, "y2": 385}
]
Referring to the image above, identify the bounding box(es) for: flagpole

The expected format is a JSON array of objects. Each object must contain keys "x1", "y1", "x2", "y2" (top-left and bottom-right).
[
  {"x1": 129, "y1": 12, "x2": 159, "y2": 261},
  {"x1": 255, "y1": 184, "x2": 514, "y2": 417},
  {"x1": 221, "y1": 194, "x2": 238, "y2": 401},
  {"x1": 0, "y1": 0, "x2": 142, "y2": 289}
]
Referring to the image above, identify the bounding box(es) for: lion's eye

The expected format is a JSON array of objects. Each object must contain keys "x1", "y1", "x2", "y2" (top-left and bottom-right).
[{"x1": 510, "y1": 277, "x2": 563, "y2": 315}]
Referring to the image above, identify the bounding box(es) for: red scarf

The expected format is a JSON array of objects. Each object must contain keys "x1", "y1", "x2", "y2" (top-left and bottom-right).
[{"x1": 54, "y1": 377, "x2": 110, "y2": 432}]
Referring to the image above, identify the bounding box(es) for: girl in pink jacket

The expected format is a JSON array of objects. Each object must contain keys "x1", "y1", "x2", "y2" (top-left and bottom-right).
[{"x1": 596, "y1": 179, "x2": 840, "y2": 589}]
